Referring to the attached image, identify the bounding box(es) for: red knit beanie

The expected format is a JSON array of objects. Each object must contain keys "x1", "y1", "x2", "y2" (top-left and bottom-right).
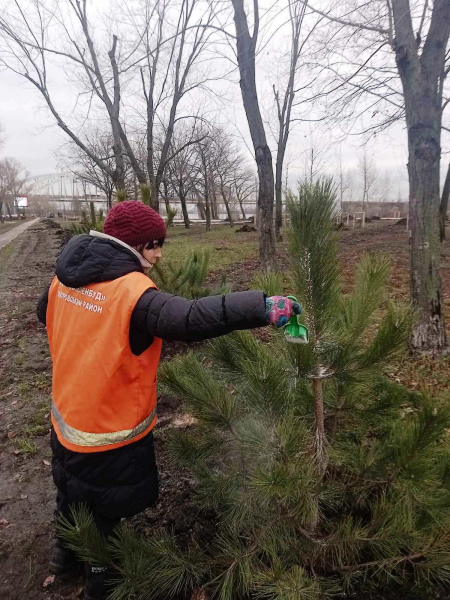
[{"x1": 103, "y1": 201, "x2": 166, "y2": 247}]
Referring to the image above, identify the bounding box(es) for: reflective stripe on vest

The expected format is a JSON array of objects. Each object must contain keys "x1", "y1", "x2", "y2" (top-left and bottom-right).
[{"x1": 51, "y1": 400, "x2": 157, "y2": 448}]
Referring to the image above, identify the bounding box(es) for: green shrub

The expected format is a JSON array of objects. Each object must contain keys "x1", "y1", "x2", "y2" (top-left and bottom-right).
[
  {"x1": 71, "y1": 202, "x2": 104, "y2": 235},
  {"x1": 152, "y1": 249, "x2": 229, "y2": 299},
  {"x1": 115, "y1": 188, "x2": 127, "y2": 202},
  {"x1": 252, "y1": 271, "x2": 284, "y2": 296},
  {"x1": 166, "y1": 205, "x2": 178, "y2": 227},
  {"x1": 140, "y1": 184, "x2": 151, "y2": 206}
]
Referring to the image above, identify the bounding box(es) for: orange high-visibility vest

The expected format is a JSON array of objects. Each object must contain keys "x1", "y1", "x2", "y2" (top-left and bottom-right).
[{"x1": 46, "y1": 272, "x2": 162, "y2": 453}]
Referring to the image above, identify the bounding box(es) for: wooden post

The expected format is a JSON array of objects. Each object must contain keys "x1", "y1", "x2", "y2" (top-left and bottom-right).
[{"x1": 353, "y1": 212, "x2": 365, "y2": 229}]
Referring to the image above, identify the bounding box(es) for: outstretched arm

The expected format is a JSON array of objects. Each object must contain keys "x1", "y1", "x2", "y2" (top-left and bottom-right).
[{"x1": 131, "y1": 288, "x2": 268, "y2": 343}]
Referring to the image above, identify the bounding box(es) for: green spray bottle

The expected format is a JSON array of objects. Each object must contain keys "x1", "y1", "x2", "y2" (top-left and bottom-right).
[{"x1": 284, "y1": 296, "x2": 309, "y2": 344}]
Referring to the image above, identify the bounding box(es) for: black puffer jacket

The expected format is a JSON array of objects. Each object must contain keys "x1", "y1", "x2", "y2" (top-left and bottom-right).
[
  {"x1": 37, "y1": 234, "x2": 267, "y2": 354},
  {"x1": 37, "y1": 233, "x2": 267, "y2": 519}
]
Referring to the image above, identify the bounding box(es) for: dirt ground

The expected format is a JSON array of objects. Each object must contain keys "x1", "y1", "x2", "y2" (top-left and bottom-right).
[{"x1": 1, "y1": 218, "x2": 450, "y2": 600}]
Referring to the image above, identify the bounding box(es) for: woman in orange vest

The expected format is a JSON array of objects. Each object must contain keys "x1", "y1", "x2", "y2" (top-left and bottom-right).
[{"x1": 37, "y1": 200, "x2": 300, "y2": 600}]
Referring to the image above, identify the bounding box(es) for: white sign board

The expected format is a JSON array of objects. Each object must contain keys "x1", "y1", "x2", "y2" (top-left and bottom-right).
[{"x1": 16, "y1": 197, "x2": 28, "y2": 208}]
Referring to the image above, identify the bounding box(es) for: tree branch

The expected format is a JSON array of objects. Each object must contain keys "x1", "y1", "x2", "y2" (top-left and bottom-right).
[{"x1": 298, "y1": 1, "x2": 389, "y2": 35}]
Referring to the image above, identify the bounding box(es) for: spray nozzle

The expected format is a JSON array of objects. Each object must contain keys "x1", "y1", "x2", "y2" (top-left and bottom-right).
[{"x1": 284, "y1": 296, "x2": 309, "y2": 344}]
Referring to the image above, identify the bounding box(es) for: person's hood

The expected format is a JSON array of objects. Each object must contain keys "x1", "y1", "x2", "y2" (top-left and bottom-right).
[{"x1": 55, "y1": 231, "x2": 150, "y2": 288}]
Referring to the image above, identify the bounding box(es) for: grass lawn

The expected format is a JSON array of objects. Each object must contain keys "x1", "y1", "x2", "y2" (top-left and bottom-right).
[
  {"x1": 0, "y1": 220, "x2": 23, "y2": 235},
  {"x1": 58, "y1": 221, "x2": 259, "y2": 272},
  {"x1": 163, "y1": 224, "x2": 259, "y2": 271}
]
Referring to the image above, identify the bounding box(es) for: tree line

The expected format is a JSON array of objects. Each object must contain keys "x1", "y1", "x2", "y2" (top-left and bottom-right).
[
  {"x1": 0, "y1": 0, "x2": 449, "y2": 352},
  {"x1": 0, "y1": 128, "x2": 30, "y2": 223},
  {"x1": 60, "y1": 124, "x2": 257, "y2": 229}
]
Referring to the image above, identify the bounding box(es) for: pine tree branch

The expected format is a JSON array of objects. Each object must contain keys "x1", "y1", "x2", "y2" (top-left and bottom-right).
[{"x1": 341, "y1": 552, "x2": 424, "y2": 573}]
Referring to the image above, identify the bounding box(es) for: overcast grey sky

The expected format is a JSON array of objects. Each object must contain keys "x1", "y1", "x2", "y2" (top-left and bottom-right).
[
  {"x1": 0, "y1": 65, "x2": 409, "y2": 179},
  {"x1": 0, "y1": 0, "x2": 421, "y2": 199}
]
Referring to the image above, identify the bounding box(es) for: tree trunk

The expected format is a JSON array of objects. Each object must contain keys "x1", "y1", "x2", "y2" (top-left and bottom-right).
[
  {"x1": 256, "y1": 147, "x2": 277, "y2": 269},
  {"x1": 231, "y1": 0, "x2": 276, "y2": 271},
  {"x1": 111, "y1": 139, "x2": 125, "y2": 190},
  {"x1": 163, "y1": 179, "x2": 170, "y2": 214},
  {"x1": 204, "y1": 193, "x2": 211, "y2": 232},
  {"x1": 0, "y1": 201, "x2": 4, "y2": 223},
  {"x1": 179, "y1": 189, "x2": 190, "y2": 229},
  {"x1": 5, "y1": 202, "x2": 12, "y2": 219},
  {"x1": 153, "y1": 98, "x2": 179, "y2": 214},
  {"x1": 237, "y1": 196, "x2": 247, "y2": 220},
  {"x1": 312, "y1": 377, "x2": 327, "y2": 474},
  {"x1": 211, "y1": 185, "x2": 219, "y2": 220},
  {"x1": 275, "y1": 155, "x2": 283, "y2": 241},
  {"x1": 220, "y1": 185, "x2": 234, "y2": 226},
  {"x1": 106, "y1": 37, "x2": 125, "y2": 191},
  {"x1": 147, "y1": 97, "x2": 158, "y2": 212},
  {"x1": 150, "y1": 179, "x2": 159, "y2": 213},
  {"x1": 392, "y1": 0, "x2": 449, "y2": 352},
  {"x1": 439, "y1": 163, "x2": 450, "y2": 242},
  {"x1": 197, "y1": 200, "x2": 206, "y2": 219},
  {"x1": 407, "y1": 110, "x2": 447, "y2": 351},
  {"x1": 204, "y1": 174, "x2": 211, "y2": 232}
]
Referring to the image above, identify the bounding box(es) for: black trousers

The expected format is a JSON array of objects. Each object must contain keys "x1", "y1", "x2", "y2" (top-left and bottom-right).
[
  {"x1": 51, "y1": 428, "x2": 159, "y2": 521},
  {"x1": 55, "y1": 489, "x2": 121, "y2": 539}
]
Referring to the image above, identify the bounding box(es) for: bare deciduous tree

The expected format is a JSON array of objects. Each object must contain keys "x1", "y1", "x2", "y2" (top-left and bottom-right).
[
  {"x1": 378, "y1": 170, "x2": 393, "y2": 203},
  {"x1": 0, "y1": 1, "x2": 138, "y2": 191},
  {"x1": 335, "y1": 146, "x2": 349, "y2": 210},
  {"x1": 272, "y1": 0, "x2": 317, "y2": 240},
  {"x1": 358, "y1": 144, "x2": 378, "y2": 208},
  {"x1": 301, "y1": 0, "x2": 450, "y2": 352},
  {"x1": 0, "y1": 0, "x2": 216, "y2": 208},
  {"x1": 234, "y1": 168, "x2": 256, "y2": 220},
  {"x1": 165, "y1": 125, "x2": 204, "y2": 228},
  {"x1": 231, "y1": 0, "x2": 276, "y2": 270},
  {"x1": 59, "y1": 129, "x2": 133, "y2": 210},
  {"x1": 208, "y1": 128, "x2": 245, "y2": 226},
  {"x1": 0, "y1": 158, "x2": 29, "y2": 222},
  {"x1": 193, "y1": 135, "x2": 213, "y2": 231},
  {"x1": 136, "y1": 0, "x2": 217, "y2": 210},
  {"x1": 303, "y1": 132, "x2": 329, "y2": 184},
  {"x1": 392, "y1": 0, "x2": 450, "y2": 351}
]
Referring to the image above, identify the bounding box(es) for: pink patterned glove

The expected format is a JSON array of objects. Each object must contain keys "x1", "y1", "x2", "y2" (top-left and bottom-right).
[{"x1": 265, "y1": 296, "x2": 302, "y2": 328}]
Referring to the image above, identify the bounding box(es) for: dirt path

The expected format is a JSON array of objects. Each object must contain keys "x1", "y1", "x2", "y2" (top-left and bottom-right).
[
  {"x1": 0, "y1": 218, "x2": 41, "y2": 251},
  {"x1": 0, "y1": 220, "x2": 83, "y2": 600}
]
